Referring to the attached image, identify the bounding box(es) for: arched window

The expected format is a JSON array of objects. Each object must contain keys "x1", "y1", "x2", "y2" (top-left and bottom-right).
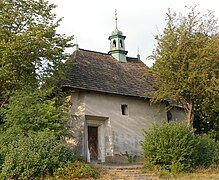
[
  {"x1": 120, "y1": 40, "x2": 123, "y2": 48},
  {"x1": 113, "y1": 40, "x2": 116, "y2": 48}
]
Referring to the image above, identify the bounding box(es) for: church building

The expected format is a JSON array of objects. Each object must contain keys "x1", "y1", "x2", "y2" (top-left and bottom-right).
[{"x1": 62, "y1": 16, "x2": 185, "y2": 163}]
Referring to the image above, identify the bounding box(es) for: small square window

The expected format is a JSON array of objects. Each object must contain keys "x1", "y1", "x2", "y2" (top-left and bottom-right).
[{"x1": 121, "y1": 104, "x2": 128, "y2": 115}]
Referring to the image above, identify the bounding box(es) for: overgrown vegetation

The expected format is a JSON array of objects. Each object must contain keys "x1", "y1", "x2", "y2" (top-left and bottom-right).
[
  {"x1": 54, "y1": 160, "x2": 99, "y2": 179},
  {"x1": 0, "y1": 0, "x2": 88, "y2": 179},
  {"x1": 0, "y1": 133, "x2": 74, "y2": 179},
  {"x1": 0, "y1": 87, "x2": 69, "y2": 136},
  {"x1": 142, "y1": 121, "x2": 195, "y2": 172},
  {"x1": 193, "y1": 134, "x2": 219, "y2": 167},
  {"x1": 141, "y1": 121, "x2": 219, "y2": 173},
  {"x1": 0, "y1": 0, "x2": 99, "y2": 178}
]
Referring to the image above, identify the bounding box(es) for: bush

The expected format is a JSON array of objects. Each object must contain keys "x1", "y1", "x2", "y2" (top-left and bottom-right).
[
  {"x1": 193, "y1": 134, "x2": 219, "y2": 166},
  {"x1": 0, "y1": 151, "x2": 3, "y2": 172},
  {"x1": 0, "y1": 133, "x2": 74, "y2": 179},
  {"x1": 141, "y1": 121, "x2": 195, "y2": 172},
  {"x1": 1, "y1": 87, "x2": 69, "y2": 138},
  {"x1": 54, "y1": 160, "x2": 99, "y2": 179}
]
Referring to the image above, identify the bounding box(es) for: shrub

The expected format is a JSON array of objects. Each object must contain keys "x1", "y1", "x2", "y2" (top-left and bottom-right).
[
  {"x1": 125, "y1": 151, "x2": 137, "y2": 163},
  {"x1": 54, "y1": 160, "x2": 99, "y2": 179},
  {"x1": 193, "y1": 134, "x2": 219, "y2": 166},
  {"x1": 1, "y1": 87, "x2": 69, "y2": 138},
  {"x1": 141, "y1": 121, "x2": 195, "y2": 172},
  {"x1": 0, "y1": 133, "x2": 74, "y2": 179},
  {"x1": 0, "y1": 151, "x2": 3, "y2": 173}
]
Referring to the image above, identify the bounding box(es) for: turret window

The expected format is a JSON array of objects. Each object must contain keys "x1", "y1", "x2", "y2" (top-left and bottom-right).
[
  {"x1": 113, "y1": 40, "x2": 116, "y2": 48},
  {"x1": 120, "y1": 40, "x2": 123, "y2": 48}
]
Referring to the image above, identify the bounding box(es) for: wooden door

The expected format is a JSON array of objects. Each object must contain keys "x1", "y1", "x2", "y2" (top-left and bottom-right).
[{"x1": 88, "y1": 126, "x2": 98, "y2": 160}]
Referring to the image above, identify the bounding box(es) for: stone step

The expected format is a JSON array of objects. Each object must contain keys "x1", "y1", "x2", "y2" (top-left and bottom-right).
[
  {"x1": 94, "y1": 163, "x2": 158, "y2": 179},
  {"x1": 109, "y1": 169, "x2": 144, "y2": 173}
]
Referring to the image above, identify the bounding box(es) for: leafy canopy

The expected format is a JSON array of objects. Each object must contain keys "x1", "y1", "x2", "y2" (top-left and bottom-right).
[
  {"x1": 150, "y1": 6, "x2": 219, "y2": 126},
  {"x1": 0, "y1": 0, "x2": 74, "y2": 137},
  {"x1": 0, "y1": 0, "x2": 73, "y2": 107},
  {"x1": 1, "y1": 87, "x2": 69, "y2": 137},
  {"x1": 0, "y1": 0, "x2": 73, "y2": 126}
]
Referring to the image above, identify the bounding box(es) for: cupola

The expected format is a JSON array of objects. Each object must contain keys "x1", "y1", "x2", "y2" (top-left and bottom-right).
[{"x1": 108, "y1": 10, "x2": 128, "y2": 62}]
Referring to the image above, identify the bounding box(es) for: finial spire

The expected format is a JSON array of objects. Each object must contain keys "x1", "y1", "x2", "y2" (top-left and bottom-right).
[
  {"x1": 115, "y1": 9, "x2": 118, "y2": 29},
  {"x1": 76, "y1": 36, "x2": 78, "y2": 44},
  {"x1": 75, "y1": 36, "x2": 79, "y2": 50},
  {"x1": 137, "y1": 48, "x2": 140, "y2": 60}
]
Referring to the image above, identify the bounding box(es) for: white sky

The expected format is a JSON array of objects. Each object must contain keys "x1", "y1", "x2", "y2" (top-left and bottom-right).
[{"x1": 48, "y1": 0, "x2": 219, "y2": 66}]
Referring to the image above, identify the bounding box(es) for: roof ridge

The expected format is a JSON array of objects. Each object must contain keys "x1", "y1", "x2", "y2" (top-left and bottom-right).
[
  {"x1": 126, "y1": 56, "x2": 139, "y2": 60},
  {"x1": 78, "y1": 48, "x2": 110, "y2": 56},
  {"x1": 78, "y1": 48, "x2": 146, "y2": 63}
]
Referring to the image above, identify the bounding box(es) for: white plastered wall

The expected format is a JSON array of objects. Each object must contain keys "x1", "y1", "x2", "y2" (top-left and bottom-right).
[
  {"x1": 67, "y1": 90, "x2": 181, "y2": 162},
  {"x1": 84, "y1": 91, "x2": 167, "y2": 158}
]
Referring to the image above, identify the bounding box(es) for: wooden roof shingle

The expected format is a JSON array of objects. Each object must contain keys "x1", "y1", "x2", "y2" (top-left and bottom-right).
[{"x1": 62, "y1": 49, "x2": 156, "y2": 98}]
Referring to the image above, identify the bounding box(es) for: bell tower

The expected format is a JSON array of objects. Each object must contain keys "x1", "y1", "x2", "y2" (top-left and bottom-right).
[{"x1": 108, "y1": 10, "x2": 128, "y2": 62}]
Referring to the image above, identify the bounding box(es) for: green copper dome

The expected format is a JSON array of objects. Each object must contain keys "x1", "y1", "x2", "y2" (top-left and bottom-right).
[{"x1": 111, "y1": 28, "x2": 123, "y2": 36}]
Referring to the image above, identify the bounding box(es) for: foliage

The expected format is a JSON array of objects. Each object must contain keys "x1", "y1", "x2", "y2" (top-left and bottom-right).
[
  {"x1": 0, "y1": 133, "x2": 74, "y2": 179},
  {"x1": 141, "y1": 121, "x2": 196, "y2": 172},
  {"x1": 142, "y1": 121, "x2": 219, "y2": 173},
  {"x1": 0, "y1": 0, "x2": 73, "y2": 109},
  {"x1": 0, "y1": 0, "x2": 75, "y2": 179},
  {"x1": 125, "y1": 151, "x2": 137, "y2": 163},
  {"x1": 193, "y1": 134, "x2": 219, "y2": 166},
  {"x1": 54, "y1": 160, "x2": 99, "y2": 179},
  {"x1": 149, "y1": 6, "x2": 219, "y2": 126},
  {"x1": 194, "y1": 104, "x2": 219, "y2": 140},
  {"x1": 0, "y1": 86, "x2": 70, "y2": 138}
]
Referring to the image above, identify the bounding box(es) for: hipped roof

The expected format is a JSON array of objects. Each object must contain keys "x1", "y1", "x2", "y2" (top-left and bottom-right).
[{"x1": 62, "y1": 49, "x2": 156, "y2": 98}]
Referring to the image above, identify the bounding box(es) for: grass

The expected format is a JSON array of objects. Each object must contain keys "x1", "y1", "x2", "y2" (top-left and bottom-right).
[
  {"x1": 41, "y1": 163, "x2": 219, "y2": 179},
  {"x1": 96, "y1": 164, "x2": 219, "y2": 180},
  {"x1": 156, "y1": 165, "x2": 219, "y2": 180}
]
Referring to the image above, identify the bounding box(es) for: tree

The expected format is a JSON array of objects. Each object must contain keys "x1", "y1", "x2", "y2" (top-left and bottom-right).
[
  {"x1": 149, "y1": 6, "x2": 219, "y2": 126},
  {"x1": 0, "y1": 0, "x2": 74, "y2": 133},
  {"x1": 0, "y1": 0, "x2": 73, "y2": 109},
  {"x1": 0, "y1": 0, "x2": 74, "y2": 177}
]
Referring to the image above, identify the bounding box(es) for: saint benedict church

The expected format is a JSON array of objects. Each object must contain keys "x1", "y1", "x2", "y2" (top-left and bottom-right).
[{"x1": 62, "y1": 16, "x2": 185, "y2": 163}]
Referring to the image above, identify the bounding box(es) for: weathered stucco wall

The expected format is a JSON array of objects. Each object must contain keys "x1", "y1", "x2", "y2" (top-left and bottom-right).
[
  {"x1": 170, "y1": 106, "x2": 186, "y2": 121},
  {"x1": 67, "y1": 90, "x2": 169, "y2": 162},
  {"x1": 85, "y1": 91, "x2": 166, "y2": 157},
  {"x1": 66, "y1": 91, "x2": 86, "y2": 157}
]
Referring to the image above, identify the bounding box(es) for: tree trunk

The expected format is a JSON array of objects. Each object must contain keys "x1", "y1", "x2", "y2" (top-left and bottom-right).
[{"x1": 185, "y1": 102, "x2": 194, "y2": 127}]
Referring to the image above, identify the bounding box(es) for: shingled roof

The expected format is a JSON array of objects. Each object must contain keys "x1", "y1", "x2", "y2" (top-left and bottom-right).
[{"x1": 62, "y1": 49, "x2": 156, "y2": 98}]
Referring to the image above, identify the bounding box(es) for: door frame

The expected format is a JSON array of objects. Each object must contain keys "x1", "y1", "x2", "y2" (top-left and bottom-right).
[{"x1": 85, "y1": 115, "x2": 108, "y2": 162}]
